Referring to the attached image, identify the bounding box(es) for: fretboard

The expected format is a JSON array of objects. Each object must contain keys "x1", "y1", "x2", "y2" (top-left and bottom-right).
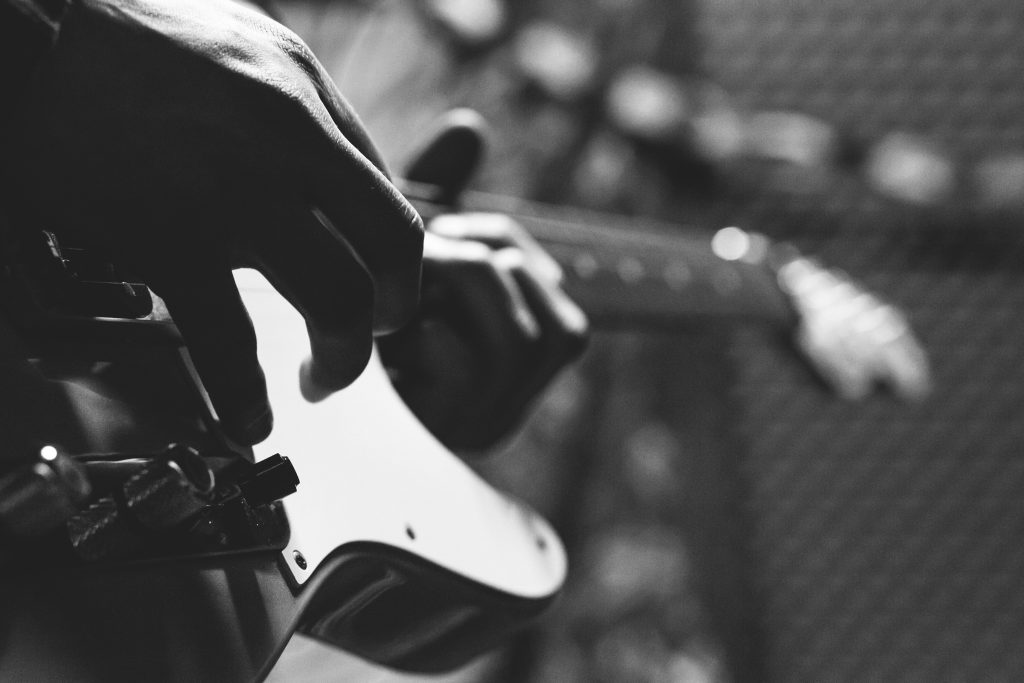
[{"x1": 403, "y1": 182, "x2": 797, "y2": 330}]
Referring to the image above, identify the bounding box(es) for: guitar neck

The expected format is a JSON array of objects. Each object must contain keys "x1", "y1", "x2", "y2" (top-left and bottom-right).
[{"x1": 403, "y1": 182, "x2": 797, "y2": 330}]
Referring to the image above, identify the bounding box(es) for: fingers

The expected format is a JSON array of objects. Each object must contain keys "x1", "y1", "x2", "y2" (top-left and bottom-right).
[
  {"x1": 300, "y1": 138, "x2": 424, "y2": 334},
  {"x1": 508, "y1": 253, "x2": 589, "y2": 354},
  {"x1": 426, "y1": 244, "x2": 536, "y2": 395},
  {"x1": 423, "y1": 232, "x2": 540, "y2": 339},
  {"x1": 380, "y1": 241, "x2": 542, "y2": 449},
  {"x1": 446, "y1": 247, "x2": 587, "y2": 449},
  {"x1": 428, "y1": 216, "x2": 588, "y2": 396},
  {"x1": 430, "y1": 213, "x2": 564, "y2": 285},
  {"x1": 246, "y1": 206, "x2": 376, "y2": 401},
  {"x1": 497, "y1": 251, "x2": 589, "y2": 409},
  {"x1": 148, "y1": 263, "x2": 271, "y2": 445},
  {"x1": 392, "y1": 224, "x2": 588, "y2": 450},
  {"x1": 294, "y1": 78, "x2": 424, "y2": 335},
  {"x1": 247, "y1": 44, "x2": 424, "y2": 333},
  {"x1": 377, "y1": 254, "x2": 515, "y2": 448},
  {"x1": 308, "y1": 56, "x2": 394, "y2": 177},
  {"x1": 377, "y1": 316, "x2": 475, "y2": 441},
  {"x1": 403, "y1": 109, "x2": 489, "y2": 204}
]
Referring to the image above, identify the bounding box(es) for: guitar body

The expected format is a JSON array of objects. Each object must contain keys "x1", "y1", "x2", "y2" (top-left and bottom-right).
[
  {"x1": 0, "y1": 185, "x2": 906, "y2": 681},
  {"x1": 0, "y1": 184, "x2": 793, "y2": 681},
  {"x1": 0, "y1": 271, "x2": 565, "y2": 682}
]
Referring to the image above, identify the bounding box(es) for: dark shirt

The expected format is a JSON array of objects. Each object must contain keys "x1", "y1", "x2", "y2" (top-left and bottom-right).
[{"x1": 1, "y1": 0, "x2": 68, "y2": 126}]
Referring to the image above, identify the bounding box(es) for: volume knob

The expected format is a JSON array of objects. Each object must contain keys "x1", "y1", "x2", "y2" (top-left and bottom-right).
[{"x1": 123, "y1": 445, "x2": 215, "y2": 530}]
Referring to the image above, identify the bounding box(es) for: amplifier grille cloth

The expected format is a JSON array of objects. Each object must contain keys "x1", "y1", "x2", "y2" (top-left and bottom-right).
[
  {"x1": 704, "y1": 0, "x2": 1024, "y2": 680},
  {"x1": 731, "y1": 243, "x2": 1024, "y2": 681}
]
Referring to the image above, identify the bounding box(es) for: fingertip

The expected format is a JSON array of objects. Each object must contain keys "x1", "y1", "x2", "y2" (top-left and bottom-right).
[
  {"x1": 155, "y1": 268, "x2": 273, "y2": 447},
  {"x1": 244, "y1": 406, "x2": 275, "y2": 444},
  {"x1": 562, "y1": 303, "x2": 590, "y2": 356},
  {"x1": 507, "y1": 258, "x2": 590, "y2": 355},
  {"x1": 298, "y1": 360, "x2": 323, "y2": 403},
  {"x1": 224, "y1": 404, "x2": 274, "y2": 445},
  {"x1": 298, "y1": 343, "x2": 372, "y2": 403},
  {"x1": 299, "y1": 358, "x2": 333, "y2": 403}
]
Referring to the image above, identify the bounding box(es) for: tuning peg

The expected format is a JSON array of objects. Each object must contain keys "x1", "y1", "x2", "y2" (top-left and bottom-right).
[{"x1": 776, "y1": 253, "x2": 931, "y2": 401}]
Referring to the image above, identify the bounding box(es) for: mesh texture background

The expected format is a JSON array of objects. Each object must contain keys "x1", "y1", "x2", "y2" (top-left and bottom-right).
[{"x1": 710, "y1": 1, "x2": 1024, "y2": 680}]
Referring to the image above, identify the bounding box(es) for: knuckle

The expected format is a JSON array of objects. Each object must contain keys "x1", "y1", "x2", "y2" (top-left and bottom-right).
[
  {"x1": 429, "y1": 239, "x2": 492, "y2": 274},
  {"x1": 479, "y1": 214, "x2": 526, "y2": 244},
  {"x1": 485, "y1": 214, "x2": 521, "y2": 237},
  {"x1": 492, "y1": 246, "x2": 527, "y2": 273},
  {"x1": 426, "y1": 213, "x2": 468, "y2": 236},
  {"x1": 267, "y1": 22, "x2": 320, "y2": 74},
  {"x1": 504, "y1": 220, "x2": 532, "y2": 246}
]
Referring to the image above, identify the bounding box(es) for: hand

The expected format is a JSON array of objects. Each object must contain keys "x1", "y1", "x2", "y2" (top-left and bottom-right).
[
  {"x1": 379, "y1": 214, "x2": 588, "y2": 451},
  {"x1": 379, "y1": 109, "x2": 587, "y2": 451},
  {"x1": 1, "y1": 0, "x2": 423, "y2": 444}
]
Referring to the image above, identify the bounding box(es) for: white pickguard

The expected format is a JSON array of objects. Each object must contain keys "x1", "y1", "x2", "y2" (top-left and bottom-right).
[{"x1": 236, "y1": 270, "x2": 566, "y2": 601}]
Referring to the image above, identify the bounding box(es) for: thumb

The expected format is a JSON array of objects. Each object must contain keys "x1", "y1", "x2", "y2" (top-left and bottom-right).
[{"x1": 403, "y1": 109, "x2": 489, "y2": 204}]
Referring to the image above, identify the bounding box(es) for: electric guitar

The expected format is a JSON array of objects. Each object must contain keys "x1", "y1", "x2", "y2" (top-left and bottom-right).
[
  {"x1": 408, "y1": 181, "x2": 930, "y2": 402},
  {"x1": 0, "y1": 187, "x2": 926, "y2": 682}
]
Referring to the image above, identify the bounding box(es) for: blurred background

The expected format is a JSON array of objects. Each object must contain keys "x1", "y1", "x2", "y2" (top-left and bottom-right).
[{"x1": 266, "y1": 1, "x2": 1024, "y2": 681}]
